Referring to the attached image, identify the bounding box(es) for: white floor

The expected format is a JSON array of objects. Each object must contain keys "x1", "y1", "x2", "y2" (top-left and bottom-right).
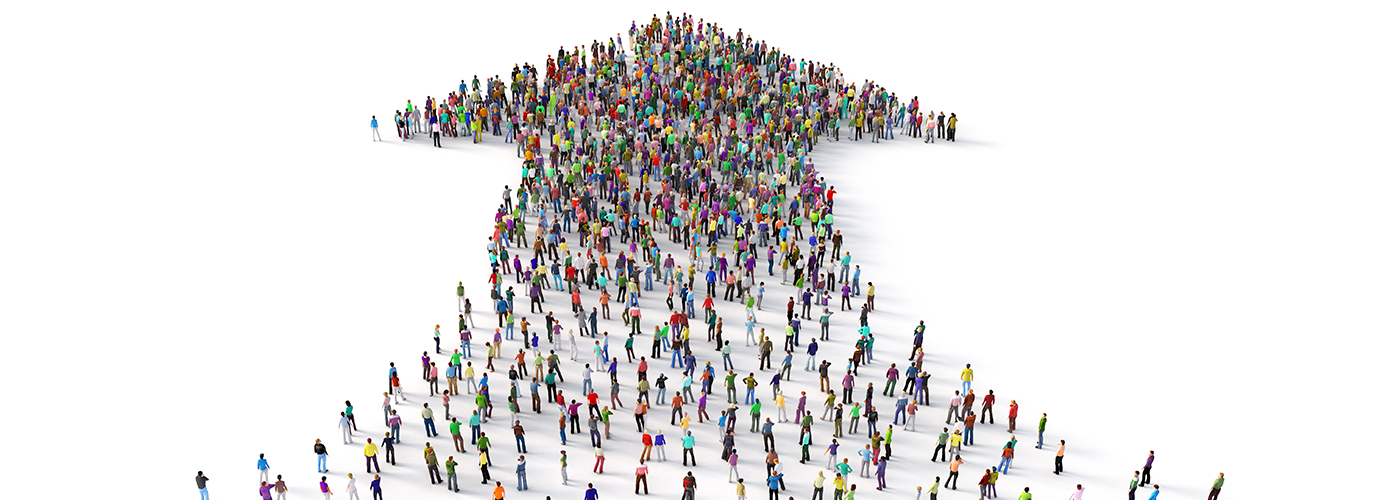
[{"x1": 4, "y1": 2, "x2": 1374, "y2": 500}]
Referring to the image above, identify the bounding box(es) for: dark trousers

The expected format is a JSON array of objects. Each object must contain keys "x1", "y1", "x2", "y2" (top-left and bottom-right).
[
  {"x1": 1207, "y1": 488, "x2": 1221, "y2": 500},
  {"x1": 981, "y1": 405, "x2": 995, "y2": 424},
  {"x1": 683, "y1": 448, "x2": 696, "y2": 465},
  {"x1": 1055, "y1": 455, "x2": 1063, "y2": 473},
  {"x1": 932, "y1": 444, "x2": 946, "y2": 462},
  {"x1": 1141, "y1": 466, "x2": 1151, "y2": 484},
  {"x1": 433, "y1": 131, "x2": 441, "y2": 147},
  {"x1": 948, "y1": 128, "x2": 956, "y2": 141},
  {"x1": 945, "y1": 471, "x2": 958, "y2": 489}
]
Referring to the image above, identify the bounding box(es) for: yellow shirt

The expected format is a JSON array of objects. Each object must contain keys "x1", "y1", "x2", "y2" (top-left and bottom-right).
[{"x1": 960, "y1": 368, "x2": 973, "y2": 382}]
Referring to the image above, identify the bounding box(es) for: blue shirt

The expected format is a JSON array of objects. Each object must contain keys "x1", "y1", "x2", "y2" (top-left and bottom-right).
[
  {"x1": 370, "y1": 118, "x2": 378, "y2": 127},
  {"x1": 584, "y1": 487, "x2": 598, "y2": 500}
]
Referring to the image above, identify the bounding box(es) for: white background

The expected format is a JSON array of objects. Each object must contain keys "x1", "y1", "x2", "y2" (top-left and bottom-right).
[{"x1": 3, "y1": 1, "x2": 1375, "y2": 499}]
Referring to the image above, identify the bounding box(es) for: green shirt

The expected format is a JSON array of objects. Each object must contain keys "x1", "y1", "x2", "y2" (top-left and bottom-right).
[{"x1": 1038, "y1": 417, "x2": 1047, "y2": 432}]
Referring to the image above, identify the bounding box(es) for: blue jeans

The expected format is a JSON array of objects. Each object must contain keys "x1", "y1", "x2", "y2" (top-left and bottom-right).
[
  {"x1": 424, "y1": 418, "x2": 437, "y2": 436},
  {"x1": 462, "y1": 341, "x2": 472, "y2": 357},
  {"x1": 894, "y1": 408, "x2": 905, "y2": 424},
  {"x1": 199, "y1": 488, "x2": 209, "y2": 500},
  {"x1": 671, "y1": 350, "x2": 682, "y2": 368},
  {"x1": 962, "y1": 381, "x2": 971, "y2": 394},
  {"x1": 745, "y1": 388, "x2": 755, "y2": 405},
  {"x1": 687, "y1": 302, "x2": 695, "y2": 318},
  {"x1": 723, "y1": 354, "x2": 733, "y2": 370},
  {"x1": 517, "y1": 470, "x2": 528, "y2": 490},
  {"x1": 471, "y1": 426, "x2": 479, "y2": 445},
  {"x1": 998, "y1": 457, "x2": 1012, "y2": 473},
  {"x1": 559, "y1": 428, "x2": 567, "y2": 444},
  {"x1": 583, "y1": 380, "x2": 592, "y2": 395},
  {"x1": 964, "y1": 426, "x2": 973, "y2": 445},
  {"x1": 391, "y1": 424, "x2": 400, "y2": 442},
  {"x1": 516, "y1": 435, "x2": 527, "y2": 452},
  {"x1": 317, "y1": 454, "x2": 328, "y2": 472},
  {"x1": 1037, "y1": 431, "x2": 1044, "y2": 449},
  {"x1": 657, "y1": 387, "x2": 666, "y2": 404}
]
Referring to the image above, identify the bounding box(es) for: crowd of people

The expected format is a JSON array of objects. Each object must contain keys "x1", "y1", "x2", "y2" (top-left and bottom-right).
[{"x1": 206, "y1": 12, "x2": 1218, "y2": 500}]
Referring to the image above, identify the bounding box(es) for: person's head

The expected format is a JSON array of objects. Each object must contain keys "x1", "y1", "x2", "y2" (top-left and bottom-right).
[
  {"x1": 315, "y1": 439, "x2": 321, "y2": 444},
  {"x1": 1154, "y1": 485, "x2": 1160, "y2": 490},
  {"x1": 259, "y1": 453, "x2": 264, "y2": 458},
  {"x1": 1149, "y1": 450, "x2": 1155, "y2": 455}
]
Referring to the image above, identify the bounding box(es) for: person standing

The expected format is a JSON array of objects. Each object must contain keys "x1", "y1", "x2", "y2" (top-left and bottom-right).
[
  {"x1": 258, "y1": 453, "x2": 271, "y2": 482},
  {"x1": 423, "y1": 403, "x2": 437, "y2": 437},
  {"x1": 1036, "y1": 413, "x2": 1047, "y2": 449},
  {"x1": 1006, "y1": 400, "x2": 1018, "y2": 433},
  {"x1": 368, "y1": 475, "x2": 382, "y2": 500},
  {"x1": 516, "y1": 455, "x2": 528, "y2": 491},
  {"x1": 445, "y1": 456, "x2": 459, "y2": 492},
  {"x1": 1141, "y1": 451, "x2": 1155, "y2": 485},
  {"x1": 682, "y1": 430, "x2": 697, "y2": 466},
  {"x1": 273, "y1": 475, "x2": 288, "y2": 500},
  {"x1": 1054, "y1": 440, "x2": 1065, "y2": 475},
  {"x1": 1128, "y1": 471, "x2": 1140, "y2": 500},
  {"x1": 979, "y1": 391, "x2": 995, "y2": 424},
  {"x1": 194, "y1": 471, "x2": 210, "y2": 500},
  {"x1": 260, "y1": 481, "x2": 275, "y2": 500},
  {"x1": 945, "y1": 455, "x2": 963, "y2": 490},
  {"x1": 339, "y1": 412, "x2": 353, "y2": 444},
  {"x1": 425, "y1": 443, "x2": 442, "y2": 485},
  {"x1": 1207, "y1": 473, "x2": 1225, "y2": 500},
  {"x1": 959, "y1": 365, "x2": 973, "y2": 394},
  {"x1": 314, "y1": 439, "x2": 329, "y2": 473},
  {"x1": 635, "y1": 459, "x2": 650, "y2": 494},
  {"x1": 319, "y1": 477, "x2": 333, "y2": 499},
  {"x1": 947, "y1": 113, "x2": 957, "y2": 141},
  {"x1": 683, "y1": 471, "x2": 699, "y2": 500},
  {"x1": 931, "y1": 427, "x2": 949, "y2": 462},
  {"x1": 371, "y1": 116, "x2": 382, "y2": 141},
  {"x1": 1068, "y1": 485, "x2": 1085, "y2": 500}
]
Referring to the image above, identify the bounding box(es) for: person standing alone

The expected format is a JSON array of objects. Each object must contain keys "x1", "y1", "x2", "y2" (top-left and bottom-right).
[{"x1": 194, "y1": 471, "x2": 210, "y2": 500}]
